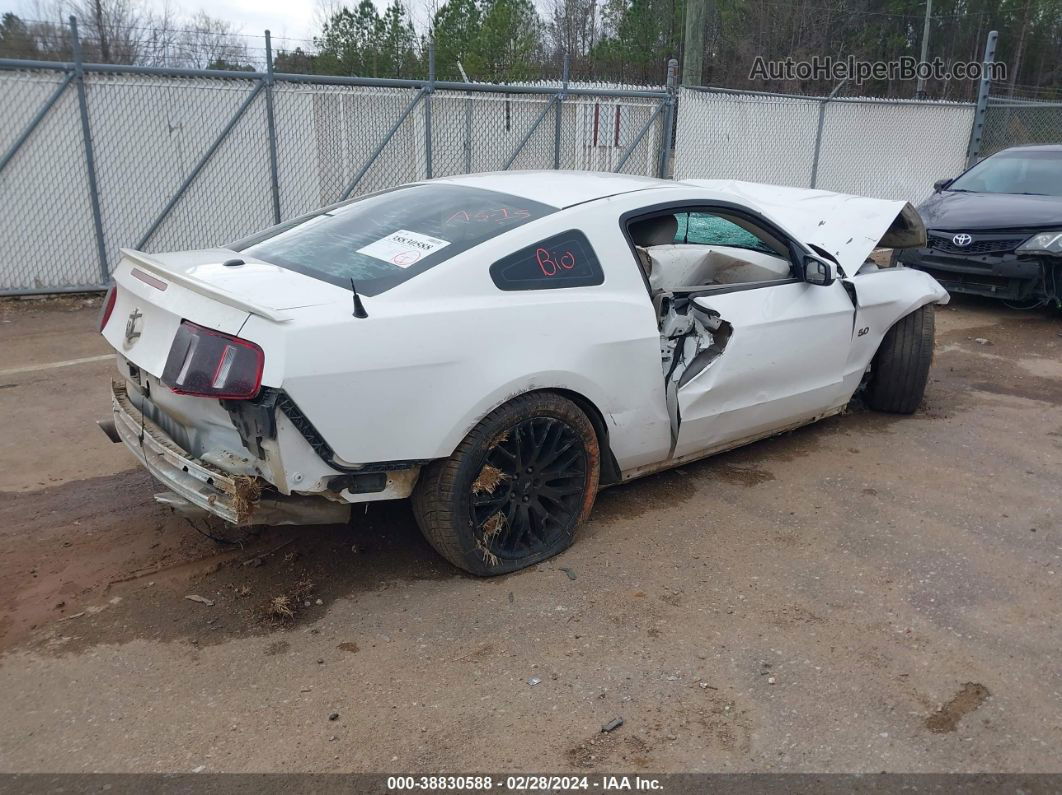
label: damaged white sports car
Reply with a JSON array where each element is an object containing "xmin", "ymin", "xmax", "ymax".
[{"xmin": 100, "ymin": 171, "xmax": 947, "ymax": 574}]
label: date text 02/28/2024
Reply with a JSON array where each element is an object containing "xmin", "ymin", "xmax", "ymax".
[{"xmin": 385, "ymin": 775, "xmax": 664, "ymax": 790}]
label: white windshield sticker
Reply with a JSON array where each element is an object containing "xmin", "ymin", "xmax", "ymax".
[{"xmin": 357, "ymin": 229, "xmax": 451, "ymax": 268}]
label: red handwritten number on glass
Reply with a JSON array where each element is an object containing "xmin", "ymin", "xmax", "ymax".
[{"xmin": 535, "ymin": 247, "xmax": 576, "ymax": 277}]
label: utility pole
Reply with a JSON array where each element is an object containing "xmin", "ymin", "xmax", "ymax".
[
  {"xmin": 683, "ymin": 0, "xmax": 707, "ymax": 86},
  {"xmin": 915, "ymin": 0, "xmax": 933, "ymax": 99}
]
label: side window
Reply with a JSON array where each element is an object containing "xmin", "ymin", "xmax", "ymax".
[
  {"xmin": 675, "ymin": 212, "xmax": 779, "ymax": 255},
  {"xmin": 629, "ymin": 208, "xmax": 796, "ymax": 293},
  {"xmin": 490, "ymin": 230, "xmax": 604, "ymax": 291}
]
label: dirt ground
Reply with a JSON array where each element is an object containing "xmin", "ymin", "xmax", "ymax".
[{"xmin": 0, "ymin": 294, "xmax": 1059, "ymax": 774}]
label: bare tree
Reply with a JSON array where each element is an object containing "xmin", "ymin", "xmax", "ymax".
[
  {"xmin": 137, "ymin": 0, "xmax": 180, "ymax": 67},
  {"xmin": 546, "ymin": 0, "xmax": 598, "ymax": 69},
  {"xmin": 177, "ymin": 11, "xmax": 251, "ymax": 69},
  {"xmin": 72, "ymin": 0, "xmax": 150, "ymax": 63},
  {"xmin": 25, "ymin": 0, "xmax": 164, "ymax": 63}
]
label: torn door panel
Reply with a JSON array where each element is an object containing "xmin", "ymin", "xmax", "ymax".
[
  {"xmin": 667, "ymin": 279, "xmax": 857, "ymax": 461},
  {"xmin": 658, "ymin": 294, "xmax": 732, "ymax": 455}
]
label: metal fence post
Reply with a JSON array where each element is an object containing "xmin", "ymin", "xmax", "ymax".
[
  {"xmin": 657, "ymin": 58, "xmax": 678, "ymax": 178},
  {"xmin": 264, "ymin": 30, "xmax": 282, "ymax": 224},
  {"xmin": 809, "ymin": 79, "xmax": 847, "ymax": 189},
  {"xmin": 70, "ymin": 16, "xmax": 109, "ymax": 284},
  {"xmin": 553, "ymin": 54, "xmax": 570, "ymax": 170},
  {"xmin": 966, "ymin": 30, "xmax": 998, "ymax": 168},
  {"xmin": 425, "ymin": 41, "xmax": 435, "ymax": 180},
  {"xmin": 464, "ymin": 90, "xmax": 473, "ymax": 173}
]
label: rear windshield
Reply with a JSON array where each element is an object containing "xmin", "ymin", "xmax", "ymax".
[
  {"xmin": 950, "ymin": 149, "xmax": 1062, "ymax": 197},
  {"xmin": 236, "ymin": 184, "xmax": 556, "ymax": 296}
]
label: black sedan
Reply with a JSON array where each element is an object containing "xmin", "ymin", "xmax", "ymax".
[{"xmin": 899, "ymin": 145, "xmax": 1062, "ymax": 308}]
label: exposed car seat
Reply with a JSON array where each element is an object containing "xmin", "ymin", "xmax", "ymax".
[
  {"xmin": 631, "ymin": 216, "xmax": 679, "ymax": 281},
  {"xmin": 645, "ymin": 245, "xmax": 792, "ymax": 291},
  {"xmin": 631, "ymin": 215, "xmax": 679, "ymax": 247}
]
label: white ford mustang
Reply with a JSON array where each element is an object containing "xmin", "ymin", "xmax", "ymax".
[{"xmin": 100, "ymin": 171, "xmax": 947, "ymax": 574}]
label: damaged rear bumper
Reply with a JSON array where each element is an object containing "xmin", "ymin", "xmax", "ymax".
[{"xmin": 111, "ymin": 380, "xmax": 349, "ymax": 526}]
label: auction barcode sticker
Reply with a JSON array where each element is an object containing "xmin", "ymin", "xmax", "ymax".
[{"xmin": 357, "ymin": 229, "xmax": 451, "ymax": 268}]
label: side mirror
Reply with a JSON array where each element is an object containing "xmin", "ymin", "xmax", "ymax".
[
  {"xmin": 804, "ymin": 256, "xmax": 835, "ymax": 286},
  {"xmin": 933, "ymin": 178, "xmax": 953, "ymax": 192}
]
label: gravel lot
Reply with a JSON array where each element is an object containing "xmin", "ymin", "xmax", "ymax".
[{"xmin": 0, "ymin": 295, "xmax": 1059, "ymax": 773}]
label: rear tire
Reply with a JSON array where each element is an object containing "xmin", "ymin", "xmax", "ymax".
[
  {"xmin": 412, "ymin": 392, "xmax": 600, "ymax": 576},
  {"xmin": 864, "ymin": 304, "xmax": 935, "ymax": 414}
]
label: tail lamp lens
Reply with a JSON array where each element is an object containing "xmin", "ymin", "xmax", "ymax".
[
  {"xmin": 161, "ymin": 321, "xmax": 264, "ymax": 399},
  {"xmin": 99, "ymin": 285, "xmax": 117, "ymax": 332}
]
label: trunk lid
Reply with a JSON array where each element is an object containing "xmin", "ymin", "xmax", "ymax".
[
  {"xmin": 102, "ymin": 248, "xmax": 341, "ymax": 379},
  {"xmin": 120, "ymin": 247, "xmax": 346, "ymax": 312},
  {"xmin": 103, "ymin": 257, "xmax": 246, "ymax": 379},
  {"xmin": 681, "ymin": 179, "xmax": 927, "ymax": 274}
]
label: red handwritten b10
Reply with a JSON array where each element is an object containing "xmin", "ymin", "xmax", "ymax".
[{"xmin": 535, "ymin": 247, "xmax": 576, "ymax": 277}]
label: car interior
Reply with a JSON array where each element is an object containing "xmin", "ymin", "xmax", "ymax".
[{"xmin": 628, "ymin": 209, "xmax": 796, "ymax": 296}]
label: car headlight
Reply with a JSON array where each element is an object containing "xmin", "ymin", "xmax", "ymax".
[{"xmin": 1017, "ymin": 231, "xmax": 1062, "ymax": 255}]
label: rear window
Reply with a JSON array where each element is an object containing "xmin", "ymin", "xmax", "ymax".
[{"xmin": 236, "ymin": 184, "xmax": 556, "ymax": 296}]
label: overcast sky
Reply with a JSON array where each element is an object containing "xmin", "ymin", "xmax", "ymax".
[{"xmin": 4, "ymin": 0, "xmax": 395, "ymax": 45}]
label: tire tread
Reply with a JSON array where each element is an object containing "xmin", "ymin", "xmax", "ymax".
[{"xmin": 865, "ymin": 305, "xmax": 935, "ymax": 414}]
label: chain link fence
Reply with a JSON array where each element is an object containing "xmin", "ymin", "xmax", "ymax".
[
  {"xmin": 981, "ymin": 96, "xmax": 1062, "ymax": 158},
  {"xmin": 12, "ymin": 21, "xmax": 1049, "ymax": 296},
  {"xmin": 0, "ymin": 23, "xmax": 675, "ymax": 294},
  {"xmin": 1, "ymin": 68, "xmax": 103, "ymax": 290},
  {"xmin": 673, "ymin": 87, "xmax": 976, "ymax": 204}
]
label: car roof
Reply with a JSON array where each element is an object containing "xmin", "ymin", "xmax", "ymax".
[
  {"xmin": 427, "ymin": 170, "xmax": 679, "ymax": 209},
  {"xmin": 995, "ymin": 144, "xmax": 1062, "ymax": 154}
]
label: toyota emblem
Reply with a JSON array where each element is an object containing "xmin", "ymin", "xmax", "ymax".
[{"xmin": 952, "ymin": 233, "xmax": 973, "ymax": 247}]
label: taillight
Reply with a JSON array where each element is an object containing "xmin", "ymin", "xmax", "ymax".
[
  {"xmin": 99, "ymin": 285, "xmax": 117, "ymax": 332},
  {"xmin": 161, "ymin": 321, "xmax": 264, "ymax": 399}
]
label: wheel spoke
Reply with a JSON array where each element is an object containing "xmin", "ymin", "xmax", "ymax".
[
  {"xmin": 473, "ymin": 491, "xmax": 508, "ymax": 510},
  {"xmin": 490, "ymin": 444, "xmax": 517, "ymax": 466},
  {"xmin": 529, "ymin": 421, "xmax": 562, "ymax": 467},
  {"xmin": 513, "ymin": 422, "xmax": 531, "ymax": 470},
  {"xmin": 539, "ymin": 483, "xmax": 584, "ymax": 501},
  {"xmin": 536, "ymin": 437, "xmax": 573, "ymax": 470},
  {"xmin": 543, "ymin": 468, "xmax": 584, "ymax": 484},
  {"xmin": 547, "ymin": 449, "xmax": 583, "ymax": 476},
  {"xmin": 529, "ymin": 418, "xmax": 546, "ymax": 449},
  {"xmin": 525, "ymin": 503, "xmax": 545, "ymax": 544},
  {"xmin": 514, "ymin": 504, "xmax": 532, "ymax": 549},
  {"xmin": 529, "ymin": 500, "xmax": 557, "ymax": 541}
]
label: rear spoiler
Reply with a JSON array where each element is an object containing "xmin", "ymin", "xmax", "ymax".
[{"xmin": 119, "ymin": 248, "xmax": 291, "ymax": 323}]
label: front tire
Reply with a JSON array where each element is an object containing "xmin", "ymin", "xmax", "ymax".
[
  {"xmin": 864, "ymin": 304, "xmax": 935, "ymax": 414},
  {"xmin": 412, "ymin": 392, "xmax": 600, "ymax": 576}
]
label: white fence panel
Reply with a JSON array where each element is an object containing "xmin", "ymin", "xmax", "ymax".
[
  {"xmin": 674, "ymin": 87, "xmax": 975, "ymax": 204},
  {"xmin": 0, "ymin": 71, "xmax": 101, "ymax": 290},
  {"xmin": 673, "ymin": 89, "xmax": 821, "ymax": 187},
  {"xmin": 815, "ymin": 99, "xmax": 974, "ymax": 203}
]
